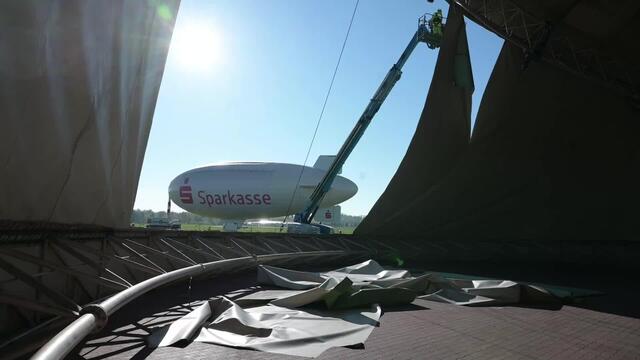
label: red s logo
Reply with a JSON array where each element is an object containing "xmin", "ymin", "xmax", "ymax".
[{"xmin": 180, "ymin": 177, "xmax": 193, "ymax": 204}]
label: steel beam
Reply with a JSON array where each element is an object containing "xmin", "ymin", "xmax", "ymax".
[
  {"xmin": 449, "ymin": 0, "xmax": 638, "ymax": 101},
  {"xmin": 0, "ymin": 257, "xmax": 80, "ymax": 312},
  {"xmin": 0, "ymin": 248, "xmax": 128, "ymax": 291}
]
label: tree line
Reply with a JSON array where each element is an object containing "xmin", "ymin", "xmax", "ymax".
[{"xmin": 131, "ymin": 209, "xmax": 364, "ymax": 227}]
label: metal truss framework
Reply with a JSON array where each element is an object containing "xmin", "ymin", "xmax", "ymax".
[
  {"xmin": 0, "ymin": 227, "xmax": 636, "ymax": 359},
  {"xmin": 0, "ymin": 228, "xmax": 407, "ymax": 360},
  {"xmin": 451, "ymin": 0, "xmax": 639, "ymax": 103}
]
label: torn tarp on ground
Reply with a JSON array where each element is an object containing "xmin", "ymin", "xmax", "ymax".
[
  {"xmin": 253, "ymin": 261, "xmax": 427, "ymax": 309},
  {"xmin": 254, "ymin": 259, "xmax": 560, "ymax": 307},
  {"xmin": 148, "ymin": 296, "xmax": 381, "ymax": 358},
  {"xmin": 149, "ymin": 260, "xmax": 560, "ymax": 358}
]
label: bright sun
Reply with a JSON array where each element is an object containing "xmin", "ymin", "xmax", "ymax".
[{"xmin": 171, "ymin": 22, "xmax": 224, "ymax": 72}]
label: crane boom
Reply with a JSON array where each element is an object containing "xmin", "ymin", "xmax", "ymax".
[{"xmin": 297, "ymin": 12, "xmax": 444, "ymax": 224}]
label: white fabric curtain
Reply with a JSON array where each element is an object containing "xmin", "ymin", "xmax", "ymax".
[{"xmin": 0, "ymin": 0, "xmax": 180, "ymax": 227}]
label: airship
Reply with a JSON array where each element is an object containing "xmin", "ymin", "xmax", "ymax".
[{"xmin": 168, "ymin": 156, "xmax": 358, "ymax": 222}]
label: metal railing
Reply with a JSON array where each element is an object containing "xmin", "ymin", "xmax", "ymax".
[
  {"xmin": 0, "ymin": 228, "xmax": 380, "ymax": 359},
  {"xmin": 30, "ymin": 250, "xmax": 353, "ymax": 360}
]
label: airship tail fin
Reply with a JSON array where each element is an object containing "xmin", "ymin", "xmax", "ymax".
[{"xmin": 313, "ymin": 155, "xmax": 341, "ymax": 174}]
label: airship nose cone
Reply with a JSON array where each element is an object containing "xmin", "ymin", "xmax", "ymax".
[
  {"xmin": 168, "ymin": 176, "xmax": 179, "ymax": 198},
  {"xmin": 344, "ymin": 177, "xmax": 358, "ymax": 199},
  {"xmin": 168, "ymin": 173, "xmax": 190, "ymax": 208}
]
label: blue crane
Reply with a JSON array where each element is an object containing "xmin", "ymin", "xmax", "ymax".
[{"xmin": 295, "ymin": 11, "xmax": 445, "ymax": 225}]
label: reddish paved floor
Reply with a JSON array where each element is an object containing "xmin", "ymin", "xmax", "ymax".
[{"xmin": 74, "ymin": 270, "xmax": 640, "ymax": 360}]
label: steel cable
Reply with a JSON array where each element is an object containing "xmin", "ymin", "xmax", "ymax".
[{"xmin": 280, "ymin": 0, "xmax": 360, "ymax": 231}]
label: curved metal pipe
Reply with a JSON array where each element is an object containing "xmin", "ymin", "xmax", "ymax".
[
  {"xmin": 100, "ymin": 257, "xmax": 252, "ymax": 316},
  {"xmin": 30, "ymin": 314, "xmax": 96, "ymax": 360},
  {"xmin": 31, "ymin": 250, "xmax": 351, "ymax": 360}
]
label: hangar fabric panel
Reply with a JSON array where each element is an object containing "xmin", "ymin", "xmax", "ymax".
[
  {"xmin": 0, "ymin": 0, "xmax": 179, "ymax": 228},
  {"xmin": 357, "ymin": 5, "xmax": 474, "ymax": 234},
  {"xmin": 358, "ymin": 27, "xmax": 640, "ymax": 240}
]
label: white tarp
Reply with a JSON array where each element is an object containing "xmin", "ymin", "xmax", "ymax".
[
  {"xmin": 255, "ymin": 261, "xmax": 424, "ymax": 309},
  {"xmin": 255, "ymin": 260, "xmax": 559, "ymax": 307},
  {"xmin": 148, "ymin": 296, "xmax": 381, "ymax": 358},
  {"xmin": 149, "ymin": 260, "xmax": 561, "ymax": 358}
]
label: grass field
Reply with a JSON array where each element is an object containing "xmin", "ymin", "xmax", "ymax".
[{"xmin": 133, "ymin": 223, "xmax": 355, "ymax": 234}]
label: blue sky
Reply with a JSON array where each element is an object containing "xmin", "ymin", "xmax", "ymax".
[{"xmin": 134, "ymin": 0, "xmax": 503, "ymax": 216}]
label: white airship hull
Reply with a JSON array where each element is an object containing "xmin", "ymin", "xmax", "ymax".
[{"xmin": 168, "ymin": 162, "xmax": 357, "ymax": 219}]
